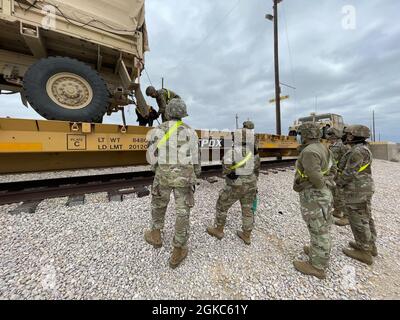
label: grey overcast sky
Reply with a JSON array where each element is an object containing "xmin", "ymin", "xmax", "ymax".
[{"xmin": 2, "ymin": 0, "xmax": 400, "ymax": 141}]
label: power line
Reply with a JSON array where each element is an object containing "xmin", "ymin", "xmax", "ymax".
[{"xmin": 144, "ymin": 68, "xmax": 153, "ymax": 86}]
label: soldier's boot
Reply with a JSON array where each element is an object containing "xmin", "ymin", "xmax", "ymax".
[
  {"xmin": 332, "ymin": 209, "xmax": 343, "ymax": 219},
  {"xmin": 343, "ymin": 248, "xmax": 373, "ymax": 265},
  {"xmin": 206, "ymin": 225, "xmax": 225, "ymax": 240},
  {"xmin": 169, "ymin": 247, "xmax": 188, "ymax": 269},
  {"xmin": 335, "ymin": 217, "xmax": 350, "ymax": 227},
  {"xmin": 236, "ymin": 230, "xmax": 251, "ymax": 245},
  {"xmin": 303, "ymin": 246, "xmax": 310, "ymax": 256},
  {"xmin": 293, "ymin": 260, "xmax": 326, "ymax": 280},
  {"xmin": 144, "ymin": 229, "xmax": 162, "ymax": 248},
  {"xmin": 349, "ymin": 241, "xmax": 378, "ymax": 257}
]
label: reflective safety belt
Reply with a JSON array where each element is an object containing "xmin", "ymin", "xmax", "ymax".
[
  {"xmin": 230, "ymin": 152, "xmax": 253, "ymax": 170},
  {"xmin": 165, "ymin": 89, "xmax": 171, "ymax": 103},
  {"xmin": 296, "ymin": 166, "xmax": 331, "ymax": 179},
  {"xmin": 296, "ymin": 154, "xmax": 333, "ymax": 179},
  {"xmin": 157, "ymin": 120, "xmax": 183, "ymax": 149}
]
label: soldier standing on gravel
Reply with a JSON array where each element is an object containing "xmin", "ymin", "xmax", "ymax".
[
  {"xmin": 206, "ymin": 121, "xmax": 260, "ymax": 245},
  {"xmin": 326, "ymin": 127, "xmax": 350, "ymax": 226},
  {"xmin": 144, "ymin": 98, "xmax": 201, "ymax": 269},
  {"xmin": 146, "ymin": 86, "xmax": 180, "ymax": 123},
  {"xmin": 293, "ymin": 122, "xmax": 336, "ymax": 280},
  {"xmin": 337, "ymin": 125, "xmax": 377, "ymax": 265}
]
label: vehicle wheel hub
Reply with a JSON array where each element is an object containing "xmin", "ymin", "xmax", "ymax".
[{"xmin": 46, "ymin": 72, "xmax": 93, "ymax": 110}]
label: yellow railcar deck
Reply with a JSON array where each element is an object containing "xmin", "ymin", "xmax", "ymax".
[{"xmin": 0, "ymin": 118, "xmax": 299, "ymax": 173}]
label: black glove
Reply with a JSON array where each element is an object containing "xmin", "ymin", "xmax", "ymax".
[
  {"xmin": 227, "ymin": 171, "xmax": 239, "ymax": 180},
  {"xmin": 293, "ymin": 181, "xmax": 307, "ymax": 192}
]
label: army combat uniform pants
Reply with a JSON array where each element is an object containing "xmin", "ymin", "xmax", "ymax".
[
  {"xmin": 333, "ymin": 186, "xmax": 346, "ymax": 217},
  {"xmin": 344, "ymin": 193, "xmax": 377, "ymax": 251},
  {"xmin": 215, "ymin": 184, "xmax": 257, "ymax": 231},
  {"xmin": 299, "ymin": 187, "xmax": 333, "ymax": 270},
  {"xmin": 151, "ymin": 180, "xmax": 194, "ymax": 248}
]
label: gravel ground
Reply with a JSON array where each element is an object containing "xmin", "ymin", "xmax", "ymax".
[{"xmin": 0, "ymin": 159, "xmax": 399, "ymax": 300}]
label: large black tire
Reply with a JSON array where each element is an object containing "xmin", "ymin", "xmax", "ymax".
[
  {"xmin": 289, "ymin": 130, "xmax": 297, "ymax": 136},
  {"xmin": 23, "ymin": 57, "xmax": 109, "ymax": 122}
]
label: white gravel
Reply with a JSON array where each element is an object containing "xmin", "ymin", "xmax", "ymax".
[{"xmin": 0, "ymin": 159, "xmax": 399, "ymax": 300}]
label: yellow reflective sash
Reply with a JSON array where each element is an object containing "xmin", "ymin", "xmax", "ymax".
[
  {"xmin": 230, "ymin": 152, "xmax": 253, "ymax": 170},
  {"xmin": 296, "ymin": 168, "xmax": 307, "ymax": 178},
  {"xmin": 358, "ymin": 146, "xmax": 372, "ymax": 173},
  {"xmin": 157, "ymin": 121, "xmax": 183, "ymax": 149},
  {"xmin": 358, "ymin": 162, "xmax": 371, "ymax": 172}
]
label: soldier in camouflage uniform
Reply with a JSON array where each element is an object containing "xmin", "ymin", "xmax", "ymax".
[
  {"xmin": 144, "ymin": 98, "xmax": 201, "ymax": 269},
  {"xmin": 326, "ymin": 127, "xmax": 350, "ymax": 227},
  {"xmin": 293, "ymin": 122, "xmax": 335, "ymax": 279},
  {"xmin": 207, "ymin": 121, "xmax": 260, "ymax": 245},
  {"xmin": 337, "ymin": 125, "xmax": 377, "ymax": 265},
  {"xmin": 146, "ymin": 86, "xmax": 181, "ymax": 123}
]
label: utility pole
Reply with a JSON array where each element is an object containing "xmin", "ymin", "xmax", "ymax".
[
  {"xmin": 373, "ymin": 109, "xmax": 376, "ymax": 142},
  {"xmin": 236, "ymin": 114, "xmax": 239, "ymax": 129},
  {"xmin": 266, "ymin": 1, "xmax": 283, "ymax": 135},
  {"xmin": 273, "ymin": 0, "xmax": 282, "ymax": 135},
  {"xmin": 162, "ymin": 77, "xmax": 164, "ymax": 89}
]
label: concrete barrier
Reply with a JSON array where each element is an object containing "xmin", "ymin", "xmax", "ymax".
[{"xmin": 369, "ymin": 142, "xmax": 399, "ymax": 161}]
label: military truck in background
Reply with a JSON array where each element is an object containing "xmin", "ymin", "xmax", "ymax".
[
  {"xmin": 0, "ymin": 0, "xmax": 149, "ymax": 122},
  {"xmin": 288, "ymin": 113, "xmax": 345, "ymax": 138}
]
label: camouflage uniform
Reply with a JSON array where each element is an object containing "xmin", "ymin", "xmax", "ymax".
[
  {"xmin": 293, "ymin": 122, "xmax": 335, "ymax": 277},
  {"xmin": 337, "ymin": 125, "xmax": 376, "ymax": 264},
  {"xmin": 145, "ymin": 98, "xmax": 200, "ymax": 268},
  {"xmin": 207, "ymin": 123, "xmax": 260, "ymax": 245},
  {"xmin": 215, "ymin": 146, "xmax": 260, "ymax": 231},
  {"xmin": 326, "ymin": 128, "xmax": 349, "ymax": 219}
]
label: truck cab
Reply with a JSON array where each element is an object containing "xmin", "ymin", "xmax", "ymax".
[{"xmin": 289, "ymin": 113, "xmax": 345, "ymax": 138}]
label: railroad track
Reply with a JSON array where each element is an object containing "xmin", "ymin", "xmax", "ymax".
[{"xmin": 0, "ymin": 159, "xmax": 296, "ymax": 213}]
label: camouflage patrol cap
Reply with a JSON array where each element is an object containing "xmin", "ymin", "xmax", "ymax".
[
  {"xmin": 243, "ymin": 121, "xmax": 255, "ymax": 130},
  {"xmin": 166, "ymin": 98, "xmax": 188, "ymax": 119},
  {"xmin": 145, "ymin": 86, "xmax": 156, "ymax": 96},
  {"xmin": 326, "ymin": 127, "xmax": 343, "ymax": 138},
  {"xmin": 344, "ymin": 125, "xmax": 371, "ymax": 138},
  {"xmin": 297, "ymin": 121, "xmax": 322, "ymax": 139}
]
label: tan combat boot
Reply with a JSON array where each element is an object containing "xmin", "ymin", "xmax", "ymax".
[
  {"xmin": 349, "ymin": 241, "xmax": 378, "ymax": 257},
  {"xmin": 169, "ymin": 247, "xmax": 188, "ymax": 269},
  {"xmin": 293, "ymin": 260, "xmax": 326, "ymax": 280},
  {"xmin": 236, "ymin": 230, "xmax": 251, "ymax": 245},
  {"xmin": 206, "ymin": 225, "xmax": 225, "ymax": 240},
  {"xmin": 335, "ymin": 217, "xmax": 350, "ymax": 226},
  {"xmin": 144, "ymin": 229, "xmax": 162, "ymax": 248},
  {"xmin": 343, "ymin": 248, "xmax": 373, "ymax": 265}
]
